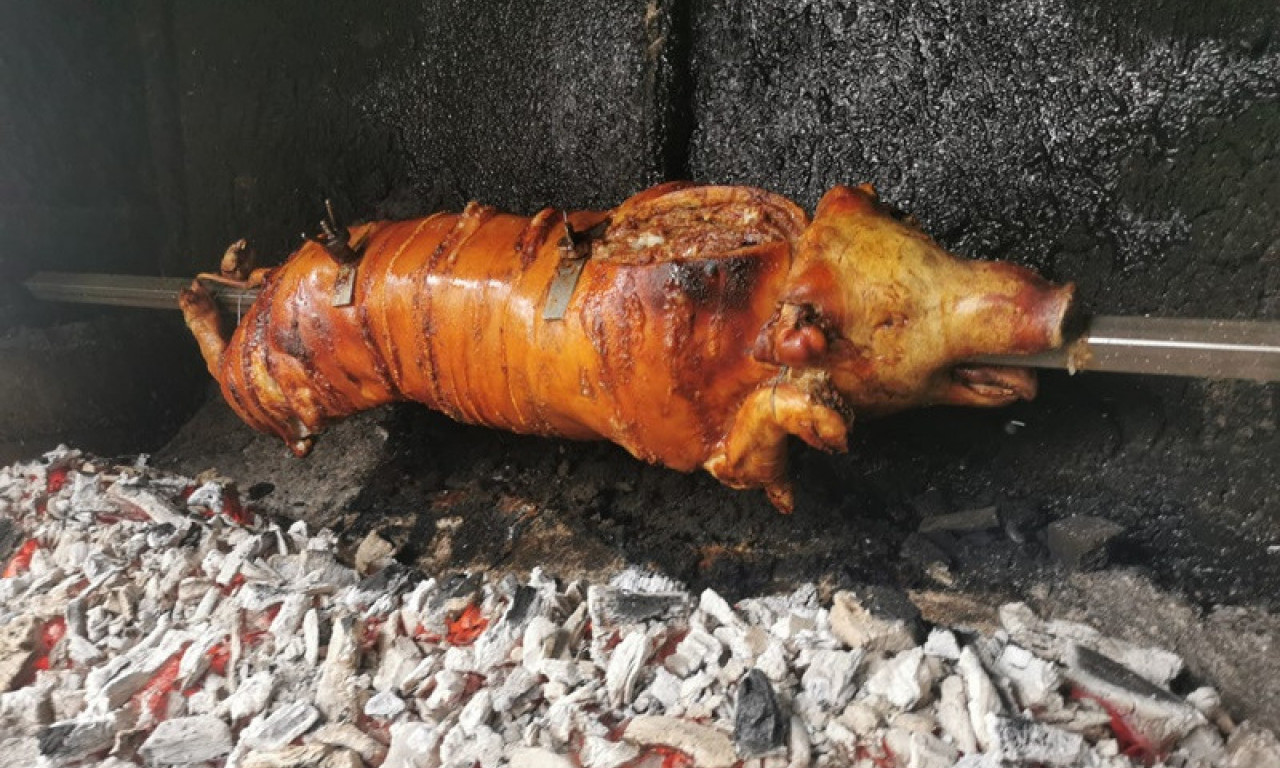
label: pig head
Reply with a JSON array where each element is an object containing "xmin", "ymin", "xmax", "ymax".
[{"xmin": 707, "ymin": 184, "xmax": 1074, "ymax": 510}]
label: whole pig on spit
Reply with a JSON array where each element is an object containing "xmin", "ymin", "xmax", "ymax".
[{"xmin": 180, "ymin": 182, "xmax": 1073, "ymax": 512}]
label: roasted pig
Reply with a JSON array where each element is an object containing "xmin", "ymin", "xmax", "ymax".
[{"xmin": 181, "ymin": 183, "xmax": 1073, "ymax": 511}]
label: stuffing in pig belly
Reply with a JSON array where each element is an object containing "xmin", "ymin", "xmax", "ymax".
[{"xmin": 180, "ymin": 182, "xmax": 1074, "ymax": 511}]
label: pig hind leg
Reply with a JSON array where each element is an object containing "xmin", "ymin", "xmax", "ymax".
[{"xmin": 705, "ymin": 381, "xmax": 849, "ymax": 513}]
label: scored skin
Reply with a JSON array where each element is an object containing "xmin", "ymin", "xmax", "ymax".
[
  {"xmin": 182, "ymin": 184, "xmax": 824, "ymax": 506},
  {"xmin": 181, "ymin": 182, "xmax": 1072, "ymax": 512}
]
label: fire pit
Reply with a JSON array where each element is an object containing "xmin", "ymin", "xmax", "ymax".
[{"xmin": 2, "ymin": 448, "xmax": 1277, "ymax": 768}]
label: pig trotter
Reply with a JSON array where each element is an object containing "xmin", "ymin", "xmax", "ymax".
[
  {"xmin": 196, "ymin": 239, "xmax": 270, "ymax": 289},
  {"xmin": 706, "ymin": 377, "xmax": 850, "ymax": 513},
  {"xmin": 178, "ymin": 279, "xmax": 226, "ymax": 378}
]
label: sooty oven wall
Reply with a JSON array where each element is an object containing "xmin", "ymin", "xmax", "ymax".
[
  {"xmin": 4, "ymin": 2, "xmax": 1276, "ymax": 604},
  {"xmin": 0, "ymin": 1, "xmax": 204, "ymax": 462}
]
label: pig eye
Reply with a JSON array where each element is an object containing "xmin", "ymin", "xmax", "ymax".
[
  {"xmin": 876, "ymin": 313, "xmax": 907, "ymax": 330},
  {"xmin": 883, "ymin": 202, "xmax": 921, "ymax": 228}
]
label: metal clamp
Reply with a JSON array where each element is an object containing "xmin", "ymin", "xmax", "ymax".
[
  {"xmin": 307, "ymin": 199, "xmax": 363, "ymax": 307},
  {"xmin": 542, "ymin": 215, "xmax": 608, "ymax": 321}
]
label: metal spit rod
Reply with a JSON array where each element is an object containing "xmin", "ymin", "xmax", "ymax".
[
  {"xmin": 972, "ymin": 315, "xmax": 1280, "ymax": 383},
  {"xmin": 23, "ymin": 271, "xmax": 258, "ymax": 312},
  {"xmin": 20, "ymin": 270, "xmax": 1280, "ymax": 382}
]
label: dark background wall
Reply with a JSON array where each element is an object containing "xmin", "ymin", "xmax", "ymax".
[
  {"xmin": 0, "ymin": 2, "xmax": 164, "ymax": 326},
  {"xmin": 0, "ymin": 1, "xmax": 1277, "ymax": 606}
]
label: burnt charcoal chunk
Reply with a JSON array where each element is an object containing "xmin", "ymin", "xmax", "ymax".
[
  {"xmin": 854, "ymin": 585, "xmax": 923, "ymax": 629},
  {"xmin": 178, "ymin": 524, "xmax": 203, "ymax": 548},
  {"xmin": 38, "ymin": 719, "xmax": 115, "ymax": 761},
  {"xmin": 37, "ymin": 722, "xmax": 75, "ymax": 756},
  {"xmin": 352, "ymin": 562, "xmax": 417, "ymax": 602},
  {"xmin": 988, "ymin": 715, "xmax": 1085, "ymax": 766},
  {"xmin": 899, "ymin": 533, "xmax": 953, "ymax": 572},
  {"xmin": 734, "ymin": 669, "xmax": 788, "ymax": 757},
  {"xmin": 1045, "ymin": 516, "xmax": 1125, "ymax": 570},
  {"xmin": 588, "ymin": 586, "xmax": 689, "ymax": 629},
  {"xmin": 1000, "ymin": 500, "xmax": 1045, "ymax": 545},
  {"xmin": 0, "ymin": 518, "xmax": 19, "ymax": 564},
  {"xmin": 1067, "ymin": 645, "xmax": 1184, "ymax": 705},
  {"xmin": 504, "ymin": 585, "xmax": 538, "ymax": 627},
  {"xmin": 919, "ymin": 506, "xmax": 1000, "ymax": 534},
  {"xmin": 443, "ymin": 571, "xmax": 483, "ymax": 601},
  {"xmin": 247, "ymin": 482, "xmax": 275, "ymax": 500}
]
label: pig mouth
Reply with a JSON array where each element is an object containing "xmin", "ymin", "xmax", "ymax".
[{"xmin": 948, "ymin": 364, "xmax": 1038, "ymax": 405}]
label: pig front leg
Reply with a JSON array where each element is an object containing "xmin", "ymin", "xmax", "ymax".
[
  {"xmin": 705, "ymin": 375, "xmax": 850, "ymax": 513},
  {"xmin": 179, "ymin": 279, "xmax": 228, "ymax": 379}
]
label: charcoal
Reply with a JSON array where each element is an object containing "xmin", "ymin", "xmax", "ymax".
[
  {"xmin": 624, "ymin": 716, "xmax": 736, "ymax": 768},
  {"xmin": 579, "ymin": 733, "xmax": 639, "ymax": 768},
  {"xmin": 996, "ymin": 644, "xmax": 1062, "ymax": 710},
  {"xmin": 37, "ymin": 716, "xmax": 116, "ymax": 761},
  {"xmin": 734, "ymin": 669, "xmax": 787, "ymax": 757},
  {"xmin": 0, "ymin": 615, "xmax": 37, "ymax": 692},
  {"xmin": 937, "ymin": 675, "xmax": 978, "ymax": 754},
  {"xmin": 863, "ymin": 647, "xmax": 932, "ymax": 710},
  {"xmin": 310, "ymin": 721, "xmax": 387, "ymax": 764},
  {"xmin": 138, "ymin": 714, "xmax": 233, "ymax": 764},
  {"xmin": 919, "ymin": 506, "xmax": 1000, "ymax": 534},
  {"xmin": 800, "ymin": 649, "xmax": 860, "ymax": 710},
  {"xmin": 0, "ymin": 518, "xmax": 21, "ymax": 563},
  {"xmin": 383, "ymin": 721, "xmax": 442, "ymax": 768},
  {"xmin": 1044, "ymin": 515, "xmax": 1125, "ymax": 570},
  {"xmin": 1065, "ymin": 643, "xmax": 1203, "ymax": 745},
  {"xmin": 0, "ymin": 450, "xmax": 1271, "ymax": 768},
  {"xmin": 605, "ymin": 631, "xmax": 650, "ymax": 706},
  {"xmin": 922, "ymin": 628, "xmax": 960, "ymax": 661},
  {"xmin": 987, "ymin": 714, "xmax": 1086, "ymax": 766},
  {"xmin": 435, "ymin": 571, "xmax": 483, "ymax": 612},
  {"xmin": 508, "ymin": 747, "xmax": 575, "ymax": 768},
  {"xmin": 348, "ymin": 562, "xmax": 416, "ymax": 608},
  {"xmin": 504, "ymin": 584, "xmax": 538, "ymax": 626},
  {"xmin": 665, "ymin": 628, "xmax": 722, "ymax": 677},
  {"xmin": 315, "ymin": 616, "xmax": 361, "ymax": 721},
  {"xmin": 1000, "ymin": 602, "xmax": 1184, "ymax": 686},
  {"xmin": 241, "ymin": 744, "xmax": 333, "ymax": 768},
  {"xmin": 223, "ymin": 670, "xmax": 274, "ymax": 720},
  {"xmin": 107, "ymin": 487, "xmax": 189, "ymax": 528},
  {"xmin": 1226, "ymin": 722, "xmax": 1280, "ymax": 768},
  {"xmin": 365, "ymin": 688, "xmax": 406, "ymax": 718},
  {"xmin": 830, "ymin": 587, "xmax": 920, "ymax": 653},
  {"xmin": 240, "ymin": 702, "xmax": 320, "ymax": 750},
  {"xmin": 588, "ymin": 585, "xmax": 689, "ymax": 628},
  {"xmin": 699, "ymin": 588, "xmax": 742, "ymax": 628},
  {"xmin": 354, "ymin": 531, "xmax": 396, "ymax": 575},
  {"xmin": 957, "ymin": 646, "xmax": 1002, "ymax": 751}
]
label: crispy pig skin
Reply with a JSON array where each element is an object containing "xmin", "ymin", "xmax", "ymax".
[{"xmin": 181, "ymin": 183, "xmax": 1072, "ymax": 511}]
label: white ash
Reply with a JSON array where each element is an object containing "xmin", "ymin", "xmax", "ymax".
[{"xmin": 0, "ymin": 446, "xmax": 1277, "ymax": 768}]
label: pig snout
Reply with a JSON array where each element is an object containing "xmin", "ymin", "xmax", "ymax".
[{"xmin": 948, "ymin": 261, "xmax": 1076, "ymax": 358}]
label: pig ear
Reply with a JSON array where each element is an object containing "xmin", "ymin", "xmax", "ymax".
[
  {"xmin": 815, "ymin": 184, "xmax": 881, "ymax": 220},
  {"xmin": 753, "ymin": 302, "xmax": 830, "ymax": 368}
]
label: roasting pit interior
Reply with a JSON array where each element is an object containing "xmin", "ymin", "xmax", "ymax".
[{"xmin": 1, "ymin": 0, "xmax": 1278, "ymax": 745}]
